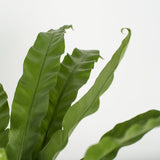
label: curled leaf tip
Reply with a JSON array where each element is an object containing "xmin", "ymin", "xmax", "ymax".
[{"xmin": 121, "ymin": 28, "xmax": 131, "ymax": 35}]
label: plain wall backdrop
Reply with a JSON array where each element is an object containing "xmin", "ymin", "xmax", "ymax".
[{"xmin": 0, "ymin": 0, "xmax": 160, "ymax": 159}]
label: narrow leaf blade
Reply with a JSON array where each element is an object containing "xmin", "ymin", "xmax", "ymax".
[
  {"xmin": 63, "ymin": 28, "xmax": 131, "ymax": 136},
  {"xmin": 45, "ymin": 48, "xmax": 100, "ymax": 143},
  {"xmin": 84, "ymin": 110, "xmax": 160, "ymax": 160},
  {"xmin": 6, "ymin": 25, "xmax": 71, "ymax": 160}
]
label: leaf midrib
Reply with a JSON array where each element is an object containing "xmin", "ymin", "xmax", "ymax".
[
  {"xmin": 65, "ymin": 51, "xmax": 123, "ymax": 135},
  {"xmin": 93, "ymin": 117, "xmax": 160, "ymax": 160},
  {"xmin": 17, "ymin": 33, "xmax": 54, "ymax": 160},
  {"xmin": 46, "ymin": 53, "xmax": 90, "ymax": 141}
]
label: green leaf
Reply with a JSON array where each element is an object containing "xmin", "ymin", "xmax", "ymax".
[
  {"xmin": 63, "ymin": 28, "xmax": 131, "ymax": 136},
  {"xmin": 44, "ymin": 48, "xmax": 100, "ymax": 143},
  {"xmin": 6, "ymin": 25, "xmax": 72, "ymax": 160},
  {"xmin": 0, "ymin": 148, "xmax": 7, "ymax": 160},
  {"xmin": 0, "ymin": 84, "xmax": 9, "ymax": 133},
  {"xmin": 0, "ymin": 84, "xmax": 9, "ymax": 148},
  {"xmin": 38, "ymin": 28, "xmax": 131, "ymax": 160},
  {"xmin": 83, "ymin": 110, "xmax": 160, "ymax": 160},
  {"xmin": 0, "ymin": 129, "xmax": 9, "ymax": 148}
]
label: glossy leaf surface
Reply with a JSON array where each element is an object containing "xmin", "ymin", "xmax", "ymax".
[
  {"xmin": 38, "ymin": 28, "xmax": 131, "ymax": 160},
  {"xmin": 0, "ymin": 84, "xmax": 9, "ymax": 133},
  {"xmin": 45, "ymin": 48, "xmax": 100, "ymax": 143},
  {"xmin": 84, "ymin": 110, "xmax": 160, "ymax": 160},
  {"xmin": 6, "ymin": 25, "xmax": 72, "ymax": 160}
]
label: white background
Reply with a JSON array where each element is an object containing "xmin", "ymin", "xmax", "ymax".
[{"xmin": 0, "ymin": 0, "xmax": 160, "ymax": 159}]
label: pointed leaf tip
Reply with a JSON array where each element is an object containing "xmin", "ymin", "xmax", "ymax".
[
  {"xmin": 48, "ymin": 25, "xmax": 73, "ymax": 33},
  {"xmin": 60, "ymin": 25, "xmax": 73, "ymax": 32}
]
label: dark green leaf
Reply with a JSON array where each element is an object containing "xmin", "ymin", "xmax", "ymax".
[
  {"xmin": 0, "ymin": 84, "xmax": 9, "ymax": 133},
  {"xmin": 6, "ymin": 25, "xmax": 72, "ymax": 160},
  {"xmin": 83, "ymin": 110, "xmax": 160, "ymax": 160},
  {"xmin": 38, "ymin": 28, "xmax": 131, "ymax": 160},
  {"xmin": 44, "ymin": 48, "xmax": 100, "ymax": 143},
  {"xmin": 0, "ymin": 129, "xmax": 9, "ymax": 148}
]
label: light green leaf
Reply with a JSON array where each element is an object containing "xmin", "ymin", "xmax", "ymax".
[
  {"xmin": 83, "ymin": 110, "xmax": 160, "ymax": 160},
  {"xmin": 38, "ymin": 28, "xmax": 131, "ymax": 160},
  {"xmin": 44, "ymin": 48, "xmax": 100, "ymax": 144},
  {"xmin": 0, "ymin": 148, "xmax": 7, "ymax": 160},
  {"xmin": 6, "ymin": 25, "xmax": 72, "ymax": 160},
  {"xmin": 0, "ymin": 84, "xmax": 9, "ymax": 133},
  {"xmin": 63, "ymin": 28, "xmax": 131, "ymax": 136}
]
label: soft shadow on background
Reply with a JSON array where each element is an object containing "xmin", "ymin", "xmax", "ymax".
[{"xmin": 0, "ymin": 0, "xmax": 160, "ymax": 159}]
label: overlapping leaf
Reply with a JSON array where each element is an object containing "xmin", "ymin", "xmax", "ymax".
[
  {"xmin": 6, "ymin": 25, "xmax": 72, "ymax": 160},
  {"xmin": 0, "ymin": 84, "xmax": 9, "ymax": 148},
  {"xmin": 44, "ymin": 48, "xmax": 100, "ymax": 143},
  {"xmin": 38, "ymin": 28, "xmax": 131, "ymax": 160},
  {"xmin": 83, "ymin": 110, "xmax": 160, "ymax": 160}
]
